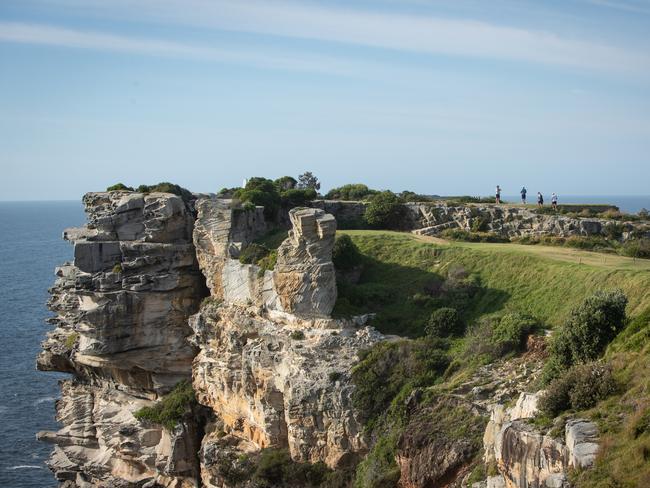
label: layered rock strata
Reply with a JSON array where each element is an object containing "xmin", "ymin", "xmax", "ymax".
[
  {"xmin": 482, "ymin": 392, "xmax": 599, "ymax": 488},
  {"xmin": 189, "ymin": 201, "xmax": 383, "ymax": 485},
  {"xmin": 310, "ymin": 200, "xmax": 648, "ymax": 241},
  {"xmin": 38, "ymin": 191, "xmax": 208, "ymax": 487}
]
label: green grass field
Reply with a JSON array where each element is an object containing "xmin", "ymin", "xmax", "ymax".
[
  {"xmin": 336, "ymin": 229, "xmax": 650, "ymax": 487},
  {"xmin": 338, "ymin": 230, "xmax": 650, "ymax": 335}
]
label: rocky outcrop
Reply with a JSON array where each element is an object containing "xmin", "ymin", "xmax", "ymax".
[
  {"xmin": 38, "ymin": 191, "xmax": 208, "ymax": 487},
  {"xmin": 193, "ymin": 201, "xmax": 337, "ymax": 318},
  {"xmin": 189, "ymin": 202, "xmax": 382, "ymax": 482},
  {"xmin": 273, "ymin": 208, "xmax": 337, "ymax": 317},
  {"xmin": 309, "ymin": 199, "xmax": 648, "ymax": 241},
  {"xmin": 482, "ymin": 392, "xmax": 600, "ymax": 488}
]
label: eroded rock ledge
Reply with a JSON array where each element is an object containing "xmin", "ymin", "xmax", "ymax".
[{"xmin": 39, "ymin": 191, "xmax": 208, "ymax": 487}]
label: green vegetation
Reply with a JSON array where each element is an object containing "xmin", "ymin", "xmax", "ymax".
[
  {"xmin": 425, "ymin": 307, "xmax": 464, "ymax": 337},
  {"xmin": 539, "ymin": 362, "xmax": 617, "ymax": 417},
  {"xmin": 326, "ymin": 184, "xmax": 378, "ymax": 201},
  {"xmin": 440, "ymin": 228, "xmax": 509, "ymax": 243},
  {"xmin": 335, "ymin": 229, "xmax": 650, "ymax": 487},
  {"xmin": 106, "ymin": 182, "xmax": 134, "ymax": 191},
  {"xmin": 332, "ymin": 234, "xmax": 362, "ymax": 271},
  {"xmin": 64, "ymin": 332, "xmax": 79, "ymax": 350},
  {"xmin": 112, "ymin": 263, "xmax": 122, "ymax": 273},
  {"xmin": 289, "ymin": 330, "xmax": 305, "ymax": 340},
  {"xmin": 251, "ymin": 448, "xmax": 346, "ymax": 488},
  {"xmin": 136, "ymin": 182, "xmax": 193, "ymax": 202},
  {"xmin": 234, "ymin": 176, "xmax": 318, "ymax": 219},
  {"xmin": 542, "ymin": 290, "xmax": 628, "ymax": 383},
  {"xmin": 133, "ymin": 381, "xmax": 196, "ymax": 430},
  {"xmin": 364, "ymin": 191, "xmax": 406, "ymax": 230}
]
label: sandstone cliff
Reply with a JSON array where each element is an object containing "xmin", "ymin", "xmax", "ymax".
[
  {"xmin": 38, "ymin": 192, "xmax": 612, "ymax": 488},
  {"xmin": 38, "ymin": 191, "xmax": 208, "ymax": 487}
]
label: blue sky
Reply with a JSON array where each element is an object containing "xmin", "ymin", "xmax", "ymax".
[{"xmin": 1, "ymin": 0, "xmax": 649, "ymax": 200}]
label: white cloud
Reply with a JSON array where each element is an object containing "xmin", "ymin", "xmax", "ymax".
[
  {"xmin": 16, "ymin": 0, "xmax": 650, "ymax": 74},
  {"xmin": 0, "ymin": 21, "xmax": 377, "ymax": 76}
]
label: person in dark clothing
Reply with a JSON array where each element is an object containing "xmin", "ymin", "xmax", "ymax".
[
  {"xmin": 521, "ymin": 187, "xmax": 527, "ymax": 204},
  {"xmin": 537, "ymin": 192, "xmax": 544, "ymax": 207},
  {"xmin": 495, "ymin": 185, "xmax": 502, "ymax": 204}
]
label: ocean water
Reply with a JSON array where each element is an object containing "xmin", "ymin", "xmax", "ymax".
[{"xmin": 0, "ymin": 201, "xmax": 85, "ymax": 488}]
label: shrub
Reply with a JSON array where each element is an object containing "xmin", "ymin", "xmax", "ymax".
[
  {"xmin": 252, "ymin": 448, "xmax": 333, "ymax": 488},
  {"xmin": 256, "ymin": 250, "xmax": 277, "ymax": 275},
  {"xmin": 106, "ymin": 183, "xmax": 133, "ymax": 191},
  {"xmin": 440, "ymin": 228, "xmax": 508, "ymax": 243},
  {"xmin": 491, "ymin": 312, "xmax": 539, "ymax": 355},
  {"xmin": 136, "ymin": 182, "xmax": 193, "ymax": 202},
  {"xmin": 328, "ymin": 371, "xmax": 343, "ymax": 382},
  {"xmin": 290, "ymin": 330, "xmax": 305, "ymax": 340},
  {"xmin": 274, "ymin": 176, "xmax": 297, "ymax": 191},
  {"xmin": 280, "ymin": 188, "xmax": 317, "ymax": 208},
  {"xmin": 542, "ymin": 290, "xmax": 627, "ymax": 383},
  {"xmin": 621, "ymin": 239, "xmax": 650, "ymax": 259},
  {"xmin": 326, "ymin": 184, "xmax": 378, "ymax": 201},
  {"xmin": 639, "ymin": 208, "xmax": 649, "ymax": 219},
  {"xmin": 352, "ymin": 340, "xmax": 449, "ymax": 426},
  {"xmin": 365, "ymin": 191, "xmax": 405, "ymax": 229},
  {"xmin": 64, "ymin": 332, "xmax": 79, "ymax": 350},
  {"xmin": 332, "ymin": 234, "xmax": 362, "ymax": 271},
  {"xmin": 133, "ymin": 381, "xmax": 196, "ymax": 430},
  {"xmin": 112, "ymin": 263, "xmax": 122, "ymax": 273},
  {"xmin": 539, "ymin": 362, "xmax": 617, "ymax": 417},
  {"xmin": 239, "ymin": 243, "xmax": 270, "ymax": 265},
  {"xmin": 234, "ymin": 177, "xmax": 281, "ymax": 219},
  {"xmin": 425, "ymin": 307, "xmax": 463, "ymax": 337}
]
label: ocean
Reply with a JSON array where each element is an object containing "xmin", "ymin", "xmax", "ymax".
[
  {"xmin": 0, "ymin": 201, "xmax": 84, "ymax": 488},
  {"xmin": 500, "ymin": 195, "xmax": 650, "ymax": 213},
  {"xmin": 0, "ymin": 195, "xmax": 647, "ymax": 487}
]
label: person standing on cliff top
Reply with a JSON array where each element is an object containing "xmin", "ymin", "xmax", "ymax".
[
  {"xmin": 537, "ymin": 192, "xmax": 544, "ymax": 207},
  {"xmin": 495, "ymin": 185, "xmax": 502, "ymax": 204},
  {"xmin": 521, "ymin": 187, "xmax": 527, "ymax": 204},
  {"xmin": 551, "ymin": 193, "xmax": 558, "ymax": 210}
]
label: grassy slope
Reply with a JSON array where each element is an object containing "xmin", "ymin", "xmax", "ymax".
[
  {"xmin": 340, "ymin": 230, "xmax": 650, "ymax": 331},
  {"xmin": 340, "ymin": 230, "xmax": 650, "ymax": 487}
]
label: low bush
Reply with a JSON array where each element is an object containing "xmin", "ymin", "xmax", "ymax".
[
  {"xmin": 133, "ymin": 381, "xmax": 196, "ymax": 430},
  {"xmin": 136, "ymin": 182, "xmax": 193, "ymax": 202},
  {"xmin": 621, "ymin": 239, "xmax": 650, "ymax": 259},
  {"xmin": 543, "ymin": 290, "xmax": 627, "ymax": 383},
  {"xmin": 332, "ymin": 234, "xmax": 362, "ymax": 271},
  {"xmin": 425, "ymin": 307, "xmax": 463, "ymax": 337},
  {"xmin": 239, "ymin": 243, "xmax": 271, "ymax": 265},
  {"xmin": 290, "ymin": 330, "xmax": 305, "ymax": 340},
  {"xmin": 352, "ymin": 339, "xmax": 449, "ymax": 427},
  {"xmin": 365, "ymin": 191, "xmax": 405, "ymax": 230},
  {"xmin": 106, "ymin": 183, "xmax": 134, "ymax": 191},
  {"xmin": 253, "ymin": 448, "xmax": 340, "ymax": 488},
  {"xmin": 440, "ymin": 228, "xmax": 508, "ymax": 243},
  {"xmin": 539, "ymin": 362, "xmax": 617, "ymax": 417},
  {"xmin": 64, "ymin": 332, "xmax": 79, "ymax": 350},
  {"xmin": 326, "ymin": 183, "xmax": 378, "ymax": 201},
  {"xmin": 490, "ymin": 312, "xmax": 539, "ymax": 355}
]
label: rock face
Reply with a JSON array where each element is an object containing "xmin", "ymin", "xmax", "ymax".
[
  {"xmin": 189, "ymin": 201, "xmax": 382, "ymax": 484},
  {"xmin": 38, "ymin": 191, "xmax": 208, "ymax": 487},
  {"xmin": 193, "ymin": 201, "xmax": 337, "ymax": 318},
  {"xmin": 483, "ymin": 392, "xmax": 600, "ymax": 488},
  {"xmin": 309, "ymin": 199, "xmax": 648, "ymax": 241},
  {"xmin": 273, "ymin": 208, "xmax": 337, "ymax": 317}
]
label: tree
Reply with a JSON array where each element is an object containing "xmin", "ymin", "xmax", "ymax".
[
  {"xmin": 297, "ymin": 172, "xmax": 321, "ymax": 191},
  {"xmin": 234, "ymin": 177, "xmax": 281, "ymax": 219},
  {"xmin": 274, "ymin": 176, "xmax": 297, "ymax": 191},
  {"xmin": 364, "ymin": 191, "xmax": 405, "ymax": 229}
]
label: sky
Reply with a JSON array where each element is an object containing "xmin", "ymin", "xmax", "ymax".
[{"xmin": 1, "ymin": 0, "xmax": 649, "ymax": 200}]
